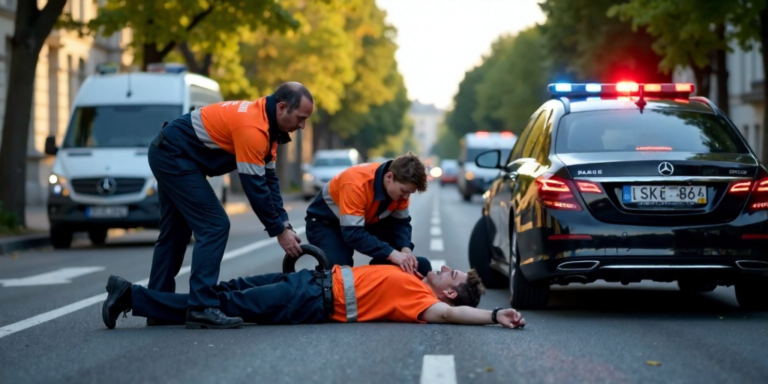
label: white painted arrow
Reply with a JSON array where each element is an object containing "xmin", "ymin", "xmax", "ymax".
[{"xmin": 0, "ymin": 267, "xmax": 105, "ymax": 287}]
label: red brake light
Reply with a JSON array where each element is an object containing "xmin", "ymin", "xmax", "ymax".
[
  {"xmin": 476, "ymin": 131, "xmax": 489, "ymax": 138},
  {"xmin": 748, "ymin": 177, "xmax": 768, "ymax": 211},
  {"xmin": 576, "ymin": 181, "xmax": 602, "ymax": 194},
  {"xmin": 675, "ymin": 83, "xmax": 693, "ymax": 92},
  {"xmin": 501, "ymin": 131, "xmax": 513, "ymax": 138},
  {"xmin": 729, "ymin": 181, "xmax": 752, "ymax": 193},
  {"xmin": 535, "ymin": 173, "xmax": 582, "ymax": 211}
]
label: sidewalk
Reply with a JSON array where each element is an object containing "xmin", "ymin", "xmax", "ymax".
[{"xmin": 0, "ymin": 192, "xmax": 303, "ymax": 256}]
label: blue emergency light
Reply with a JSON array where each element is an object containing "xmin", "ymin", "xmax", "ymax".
[{"xmin": 548, "ymin": 82, "xmax": 695, "ymax": 98}]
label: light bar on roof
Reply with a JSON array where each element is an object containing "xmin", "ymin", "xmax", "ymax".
[{"xmin": 547, "ymin": 83, "xmax": 696, "ymax": 98}]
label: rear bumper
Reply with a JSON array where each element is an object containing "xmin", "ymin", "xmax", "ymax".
[
  {"xmin": 47, "ymin": 193, "xmax": 160, "ymax": 230},
  {"xmin": 518, "ymin": 207, "xmax": 768, "ymax": 283}
]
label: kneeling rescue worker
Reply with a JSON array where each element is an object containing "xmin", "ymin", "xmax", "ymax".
[
  {"xmin": 102, "ymin": 264, "xmax": 527, "ymax": 329},
  {"xmin": 305, "ymin": 153, "xmax": 432, "ymax": 276},
  {"xmin": 145, "ymin": 82, "xmax": 311, "ymax": 329}
]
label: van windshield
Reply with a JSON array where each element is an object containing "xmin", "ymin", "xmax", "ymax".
[{"xmin": 63, "ymin": 105, "xmax": 182, "ymax": 148}]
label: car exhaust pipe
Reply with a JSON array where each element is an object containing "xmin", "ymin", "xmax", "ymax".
[
  {"xmin": 557, "ymin": 260, "xmax": 600, "ymax": 271},
  {"xmin": 735, "ymin": 260, "xmax": 768, "ymax": 270}
]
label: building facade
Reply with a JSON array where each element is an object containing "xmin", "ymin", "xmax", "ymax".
[
  {"xmin": 0, "ymin": 0, "xmax": 133, "ymax": 205},
  {"xmin": 409, "ymin": 100, "xmax": 444, "ymax": 159}
]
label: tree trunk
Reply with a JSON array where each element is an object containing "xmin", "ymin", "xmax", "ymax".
[
  {"xmin": 760, "ymin": 8, "xmax": 768, "ymax": 163},
  {"xmin": 690, "ymin": 62, "xmax": 712, "ymax": 99},
  {"xmin": 312, "ymin": 111, "xmax": 332, "ymax": 152},
  {"xmin": 142, "ymin": 43, "xmax": 167, "ymax": 70},
  {"xmin": 715, "ymin": 23, "xmax": 730, "ymax": 116},
  {"xmin": 179, "ymin": 41, "xmax": 212, "ymax": 76},
  {"xmin": 0, "ymin": 0, "xmax": 67, "ymax": 227}
]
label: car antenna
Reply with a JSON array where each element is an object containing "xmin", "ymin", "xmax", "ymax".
[
  {"xmin": 635, "ymin": 85, "xmax": 646, "ymax": 113},
  {"xmin": 126, "ymin": 72, "xmax": 132, "ymax": 98}
]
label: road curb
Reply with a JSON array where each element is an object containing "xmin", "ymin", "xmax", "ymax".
[{"xmin": 0, "ymin": 233, "xmax": 50, "ymax": 256}]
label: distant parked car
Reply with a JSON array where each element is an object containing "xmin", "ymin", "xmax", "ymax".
[
  {"xmin": 302, "ymin": 149, "xmax": 361, "ymax": 200},
  {"xmin": 440, "ymin": 159, "xmax": 459, "ymax": 185}
]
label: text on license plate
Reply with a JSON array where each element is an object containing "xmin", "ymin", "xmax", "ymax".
[
  {"xmin": 86, "ymin": 206, "xmax": 129, "ymax": 218},
  {"xmin": 622, "ymin": 185, "xmax": 707, "ymax": 204}
]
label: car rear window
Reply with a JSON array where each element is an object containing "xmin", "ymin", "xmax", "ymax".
[{"xmin": 555, "ymin": 109, "xmax": 749, "ymax": 154}]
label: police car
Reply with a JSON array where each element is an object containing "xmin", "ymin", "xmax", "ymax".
[{"xmin": 468, "ymin": 82, "xmax": 768, "ymax": 310}]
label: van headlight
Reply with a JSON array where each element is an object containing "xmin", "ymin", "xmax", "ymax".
[
  {"xmin": 147, "ymin": 178, "xmax": 158, "ymax": 196},
  {"xmin": 465, "ymin": 171, "xmax": 475, "ymax": 181},
  {"xmin": 49, "ymin": 174, "xmax": 69, "ymax": 196},
  {"xmin": 303, "ymin": 173, "xmax": 314, "ymax": 181}
]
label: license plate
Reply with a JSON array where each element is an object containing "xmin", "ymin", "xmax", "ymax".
[
  {"xmin": 622, "ymin": 185, "xmax": 707, "ymax": 205},
  {"xmin": 86, "ymin": 206, "xmax": 129, "ymax": 218}
]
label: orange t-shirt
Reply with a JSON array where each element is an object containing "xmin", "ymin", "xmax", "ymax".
[{"xmin": 329, "ymin": 265, "xmax": 440, "ymax": 323}]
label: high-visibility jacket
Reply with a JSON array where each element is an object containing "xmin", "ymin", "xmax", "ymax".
[
  {"xmin": 306, "ymin": 161, "xmax": 413, "ymax": 258},
  {"xmin": 160, "ymin": 95, "xmax": 290, "ymax": 236}
]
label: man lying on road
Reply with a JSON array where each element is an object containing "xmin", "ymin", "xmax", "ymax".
[{"xmin": 102, "ymin": 264, "xmax": 526, "ymax": 329}]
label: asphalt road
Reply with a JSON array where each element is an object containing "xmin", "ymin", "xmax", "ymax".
[{"xmin": 0, "ymin": 181, "xmax": 766, "ymax": 384}]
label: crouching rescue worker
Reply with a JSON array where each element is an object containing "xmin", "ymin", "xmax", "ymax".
[
  {"xmin": 144, "ymin": 82, "xmax": 311, "ymax": 329},
  {"xmin": 305, "ymin": 153, "xmax": 432, "ymax": 276},
  {"xmin": 101, "ymin": 265, "xmax": 527, "ymax": 329}
]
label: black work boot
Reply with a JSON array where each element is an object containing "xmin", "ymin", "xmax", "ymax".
[
  {"xmin": 102, "ymin": 275, "xmax": 133, "ymax": 329},
  {"xmin": 185, "ymin": 308, "xmax": 243, "ymax": 329}
]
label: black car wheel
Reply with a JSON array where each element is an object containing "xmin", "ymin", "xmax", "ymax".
[
  {"xmin": 509, "ymin": 239, "xmax": 550, "ymax": 309},
  {"xmin": 88, "ymin": 229, "xmax": 108, "ymax": 245},
  {"xmin": 50, "ymin": 224, "xmax": 73, "ymax": 249},
  {"xmin": 735, "ymin": 278, "xmax": 768, "ymax": 310},
  {"xmin": 468, "ymin": 216, "xmax": 507, "ymax": 289}
]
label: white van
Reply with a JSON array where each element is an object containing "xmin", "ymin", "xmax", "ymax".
[
  {"xmin": 457, "ymin": 131, "xmax": 517, "ymax": 201},
  {"xmin": 44, "ymin": 63, "xmax": 229, "ymax": 249},
  {"xmin": 302, "ymin": 149, "xmax": 361, "ymax": 200}
]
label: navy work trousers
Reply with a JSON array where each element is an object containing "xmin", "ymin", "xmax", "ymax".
[
  {"xmin": 306, "ymin": 217, "xmax": 432, "ymax": 277},
  {"xmin": 146, "ymin": 133, "xmax": 229, "ymax": 309},
  {"xmin": 132, "ymin": 269, "xmax": 328, "ymax": 324}
]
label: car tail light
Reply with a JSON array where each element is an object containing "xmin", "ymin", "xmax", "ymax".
[
  {"xmin": 535, "ymin": 173, "xmax": 582, "ymax": 211},
  {"xmin": 742, "ymin": 234, "xmax": 768, "ymax": 240},
  {"xmin": 748, "ymin": 177, "xmax": 768, "ymax": 211},
  {"xmin": 576, "ymin": 181, "xmax": 602, "ymax": 194},
  {"xmin": 729, "ymin": 181, "xmax": 752, "ymax": 193}
]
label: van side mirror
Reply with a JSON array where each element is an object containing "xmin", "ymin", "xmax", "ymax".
[
  {"xmin": 475, "ymin": 149, "xmax": 501, "ymax": 169},
  {"xmin": 44, "ymin": 136, "xmax": 58, "ymax": 156}
]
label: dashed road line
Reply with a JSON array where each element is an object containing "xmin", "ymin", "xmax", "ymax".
[{"xmin": 420, "ymin": 354, "xmax": 457, "ymax": 384}]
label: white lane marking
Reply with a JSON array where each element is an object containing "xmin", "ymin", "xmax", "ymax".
[
  {"xmin": 0, "ymin": 267, "xmax": 106, "ymax": 287},
  {"xmin": 431, "ymin": 217, "xmax": 440, "ymax": 225},
  {"xmin": 0, "ymin": 227, "xmax": 306, "ymax": 340},
  {"xmin": 430, "ymin": 238, "xmax": 444, "ymax": 252},
  {"xmin": 420, "ymin": 355, "xmax": 457, "ymax": 384},
  {"xmin": 431, "ymin": 260, "xmax": 446, "ymax": 271},
  {"xmin": 430, "ymin": 227, "xmax": 442, "ymax": 236}
]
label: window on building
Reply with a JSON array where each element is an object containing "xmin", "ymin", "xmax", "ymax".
[
  {"xmin": 68, "ymin": 55, "xmax": 75, "ymax": 107},
  {"xmin": 78, "ymin": 58, "xmax": 87, "ymax": 86},
  {"xmin": 79, "ymin": 0, "xmax": 85, "ymax": 20}
]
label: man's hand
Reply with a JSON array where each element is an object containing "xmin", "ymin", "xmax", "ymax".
[
  {"xmin": 388, "ymin": 250, "xmax": 418, "ymax": 274},
  {"xmin": 278, "ymin": 228, "xmax": 302, "ymax": 258},
  {"xmin": 496, "ymin": 309, "xmax": 526, "ymax": 329}
]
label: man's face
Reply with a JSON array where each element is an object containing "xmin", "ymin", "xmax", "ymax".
[
  {"xmin": 384, "ymin": 172, "xmax": 417, "ymax": 202},
  {"xmin": 426, "ymin": 265, "xmax": 468, "ymax": 302},
  {"xmin": 276, "ymin": 96, "xmax": 314, "ymax": 133}
]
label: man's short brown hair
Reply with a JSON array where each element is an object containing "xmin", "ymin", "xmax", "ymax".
[
  {"xmin": 389, "ymin": 152, "xmax": 428, "ymax": 193},
  {"xmin": 453, "ymin": 269, "xmax": 486, "ymax": 307}
]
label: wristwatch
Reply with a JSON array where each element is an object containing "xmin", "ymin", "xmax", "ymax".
[
  {"xmin": 286, "ymin": 223, "xmax": 296, "ymax": 234},
  {"xmin": 491, "ymin": 307, "xmax": 503, "ymax": 324}
]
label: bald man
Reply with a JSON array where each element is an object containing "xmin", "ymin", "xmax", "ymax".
[{"xmin": 143, "ymin": 82, "xmax": 314, "ymax": 329}]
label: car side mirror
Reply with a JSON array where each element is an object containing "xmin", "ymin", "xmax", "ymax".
[
  {"xmin": 44, "ymin": 136, "xmax": 58, "ymax": 156},
  {"xmin": 475, "ymin": 149, "xmax": 502, "ymax": 169},
  {"xmin": 505, "ymin": 157, "xmax": 536, "ymax": 173}
]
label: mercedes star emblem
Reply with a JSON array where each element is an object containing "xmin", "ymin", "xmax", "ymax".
[
  {"xmin": 658, "ymin": 162, "xmax": 674, "ymax": 176},
  {"xmin": 97, "ymin": 177, "xmax": 117, "ymax": 195}
]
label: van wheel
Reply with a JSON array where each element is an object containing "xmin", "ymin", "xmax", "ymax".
[
  {"xmin": 88, "ymin": 229, "xmax": 108, "ymax": 245},
  {"xmin": 735, "ymin": 278, "xmax": 768, "ymax": 310},
  {"xmin": 510, "ymin": 241, "xmax": 550, "ymax": 309},
  {"xmin": 50, "ymin": 225, "xmax": 73, "ymax": 249},
  {"xmin": 462, "ymin": 191, "xmax": 472, "ymax": 202},
  {"xmin": 468, "ymin": 216, "xmax": 507, "ymax": 289}
]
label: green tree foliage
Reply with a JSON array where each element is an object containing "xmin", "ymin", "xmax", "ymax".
[
  {"xmin": 74, "ymin": 0, "xmax": 297, "ymax": 70},
  {"xmin": 435, "ymin": 27, "xmax": 551, "ymax": 157},
  {"xmin": 539, "ymin": 0, "xmax": 669, "ymax": 83},
  {"xmin": 474, "ymin": 28, "xmax": 550, "ymax": 135}
]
